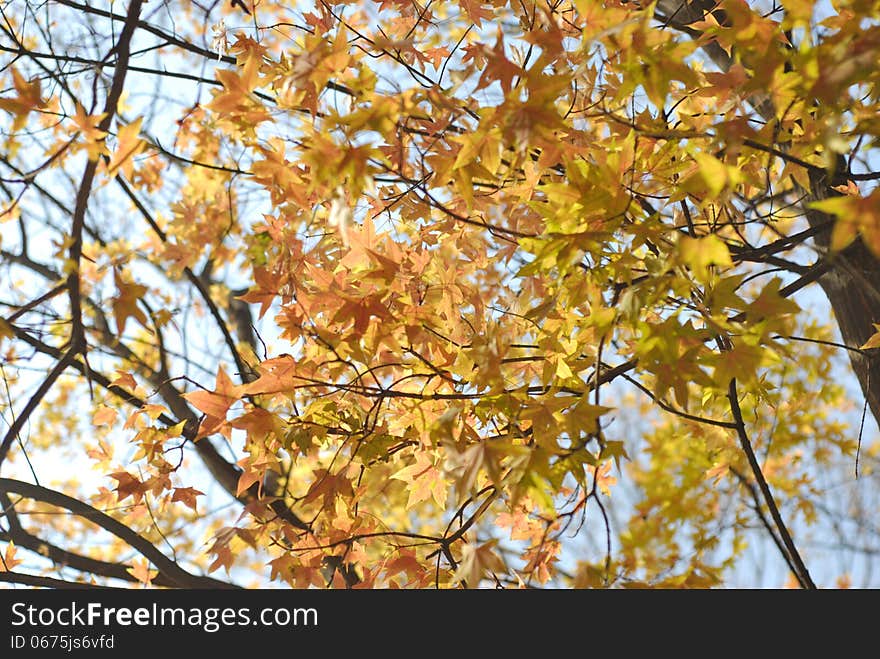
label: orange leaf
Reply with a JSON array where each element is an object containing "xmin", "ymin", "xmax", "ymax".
[
  {"xmin": 184, "ymin": 390, "xmax": 232, "ymax": 420},
  {"xmin": 391, "ymin": 453, "xmax": 448, "ymax": 508},
  {"xmin": 111, "ymin": 370, "xmax": 138, "ymax": 391},
  {"xmin": 171, "ymin": 487, "xmax": 205, "ymax": 512},
  {"xmin": 1, "ymin": 541, "xmax": 24, "ymax": 572},
  {"xmin": 236, "ymin": 469, "xmax": 262, "ymax": 496},
  {"xmin": 126, "ymin": 558, "xmax": 157, "ymax": 585},
  {"xmin": 106, "ymin": 117, "xmax": 146, "ymax": 177},
  {"xmin": 109, "ymin": 471, "xmax": 145, "ymax": 503},
  {"xmin": 459, "ymin": 0, "xmax": 493, "ymax": 28},
  {"xmin": 0, "ymin": 67, "xmax": 45, "ymax": 131},
  {"xmin": 239, "ymin": 355, "xmax": 299, "ymax": 396},
  {"xmin": 92, "ymin": 406, "xmax": 118, "ymax": 427},
  {"xmin": 183, "ymin": 366, "xmax": 239, "ymax": 421},
  {"xmin": 112, "ymin": 269, "xmax": 148, "ymax": 335},
  {"xmin": 454, "ymin": 539, "xmax": 505, "ymax": 587}
]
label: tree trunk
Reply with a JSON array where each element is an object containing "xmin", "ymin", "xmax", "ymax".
[
  {"xmin": 655, "ymin": 0, "xmax": 880, "ymax": 424},
  {"xmin": 807, "ymin": 168, "xmax": 880, "ymax": 424}
]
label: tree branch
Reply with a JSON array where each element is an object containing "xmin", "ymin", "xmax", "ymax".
[
  {"xmin": 0, "ymin": 477, "xmax": 239, "ymax": 588},
  {"xmin": 727, "ymin": 379, "xmax": 816, "ymax": 589},
  {"xmin": 67, "ymin": 0, "xmax": 144, "ymax": 351}
]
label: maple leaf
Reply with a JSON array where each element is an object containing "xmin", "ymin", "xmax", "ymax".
[
  {"xmin": 228, "ymin": 407, "xmax": 280, "ymax": 438},
  {"xmin": 391, "ymin": 453, "xmax": 448, "ymax": 508},
  {"xmin": 127, "ymin": 558, "xmax": 158, "ymax": 586},
  {"xmin": 861, "ymin": 324, "xmax": 880, "ymax": 351},
  {"xmin": 476, "ymin": 27, "xmax": 522, "ymax": 94},
  {"xmin": 110, "ymin": 370, "xmax": 139, "ymax": 391},
  {"xmin": 236, "ymin": 468, "xmax": 263, "ymax": 496},
  {"xmin": 106, "ymin": 117, "xmax": 146, "ymax": 178},
  {"xmin": 593, "ymin": 462, "xmax": 617, "ymax": 496},
  {"xmin": 678, "ymin": 234, "xmax": 733, "ymax": 282},
  {"xmin": 0, "ymin": 67, "xmax": 46, "ymax": 132},
  {"xmin": 8, "ymin": 0, "xmax": 880, "ymax": 593},
  {"xmin": 238, "ymin": 267, "xmax": 281, "ymax": 319},
  {"xmin": 92, "ymin": 406, "xmax": 118, "ymax": 427},
  {"xmin": 302, "ymin": 468, "xmax": 354, "ymax": 509},
  {"xmin": 69, "ymin": 103, "xmax": 108, "ymax": 160},
  {"xmin": 421, "ymin": 46, "xmax": 451, "ymax": 69},
  {"xmin": 1, "ymin": 541, "xmax": 24, "ymax": 572},
  {"xmin": 171, "ymin": 487, "xmax": 205, "ymax": 512},
  {"xmin": 183, "ymin": 366, "xmax": 240, "ymax": 436},
  {"xmin": 454, "ymin": 539, "xmax": 505, "ymax": 587},
  {"xmin": 383, "ymin": 549, "xmax": 427, "ymax": 584},
  {"xmin": 458, "ymin": 0, "xmax": 493, "ymax": 28},
  {"xmin": 111, "ymin": 269, "xmax": 148, "ymax": 335},
  {"xmin": 239, "ymin": 354, "xmax": 300, "ymax": 396},
  {"xmin": 109, "ymin": 471, "xmax": 146, "ymax": 504}
]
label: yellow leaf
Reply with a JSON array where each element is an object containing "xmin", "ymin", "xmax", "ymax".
[
  {"xmin": 454, "ymin": 539, "xmax": 505, "ymax": 587},
  {"xmin": 1, "ymin": 541, "xmax": 24, "ymax": 572},
  {"xmin": 679, "ymin": 234, "xmax": 732, "ymax": 282},
  {"xmin": 0, "ymin": 318, "xmax": 13, "ymax": 342},
  {"xmin": 92, "ymin": 406, "xmax": 118, "ymax": 427},
  {"xmin": 106, "ymin": 117, "xmax": 146, "ymax": 178},
  {"xmin": 391, "ymin": 453, "xmax": 447, "ymax": 508},
  {"xmin": 126, "ymin": 558, "xmax": 157, "ymax": 585},
  {"xmin": 555, "ymin": 357, "xmax": 574, "ymax": 380},
  {"xmin": 693, "ymin": 152, "xmax": 728, "ymax": 196},
  {"xmin": 71, "ymin": 103, "xmax": 108, "ymax": 161},
  {"xmin": 0, "ymin": 67, "xmax": 45, "ymax": 132},
  {"xmin": 860, "ymin": 324, "xmax": 880, "ymax": 350}
]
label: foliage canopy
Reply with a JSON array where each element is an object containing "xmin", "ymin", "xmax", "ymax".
[{"xmin": 1, "ymin": 0, "xmax": 880, "ymax": 589}]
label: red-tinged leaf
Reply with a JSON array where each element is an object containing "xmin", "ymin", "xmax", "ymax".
[
  {"xmin": 459, "ymin": 0, "xmax": 493, "ymax": 27},
  {"xmin": 240, "ymin": 355, "xmax": 299, "ymax": 395},
  {"xmin": 111, "ymin": 370, "xmax": 138, "ymax": 391},
  {"xmin": 301, "ymin": 468, "xmax": 353, "ymax": 509},
  {"xmin": 236, "ymin": 469, "xmax": 262, "ymax": 496},
  {"xmin": 208, "ymin": 545, "xmax": 235, "ymax": 574},
  {"xmin": 109, "ymin": 471, "xmax": 145, "ymax": 503},
  {"xmin": 171, "ymin": 487, "xmax": 204, "ymax": 512},
  {"xmin": 183, "ymin": 366, "xmax": 239, "ymax": 420},
  {"xmin": 383, "ymin": 550, "xmax": 424, "ymax": 581},
  {"xmin": 476, "ymin": 27, "xmax": 522, "ymax": 94}
]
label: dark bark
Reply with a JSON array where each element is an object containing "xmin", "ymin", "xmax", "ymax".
[
  {"xmin": 807, "ymin": 168, "xmax": 880, "ymax": 423},
  {"xmin": 656, "ymin": 0, "xmax": 880, "ymax": 425}
]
